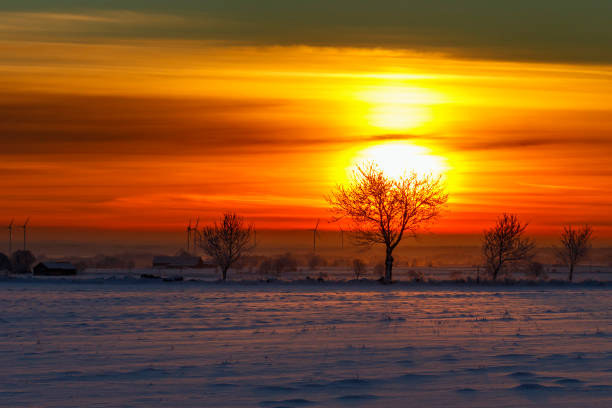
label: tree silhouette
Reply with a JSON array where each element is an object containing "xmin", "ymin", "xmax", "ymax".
[
  {"xmin": 0, "ymin": 252, "xmax": 10, "ymax": 272},
  {"xmin": 482, "ymin": 213, "xmax": 534, "ymax": 280},
  {"xmin": 198, "ymin": 212, "xmax": 253, "ymax": 281},
  {"xmin": 327, "ymin": 162, "xmax": 447, "ymax": 283},
  {"xmin": 352, "ymin": 258, "xmax": 366, "ymax": 279},
  {"xmin": 556, "ymin": 225, "xmax": 592, "ymax": 282},
  {"xmin": 10, "ymin": 250, "xmax": 36, "ymax": 274}
]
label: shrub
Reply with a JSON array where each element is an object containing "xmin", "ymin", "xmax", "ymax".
[
  {"xmin": 352, "ymin": 259, "xmax": 366, "ymax": 279},
  {"xmin": 449, "ymin": 270, "xmax": 464, "ymax": 281},
  {"xmin": 74, "ymin": 261, "xmax": 89, "ymax": 273},
  {"xmin": 307, "ymin": 254, "xmax": 327, "ymax": 270},
  {"xmin": 258, "ymin": 253, "xmax": 298, "ymax": 278},
  {"xmin": 527, "ymin": 261, "xmax": 548, "ymax": 280},
  {"xmin": 373, "ymin": 262, "xmax": 385, "ymax": 278},
  {"xmin": 257, "ymin": 257, "xmax": 273, "ymax": 278},
  {"xmin": 11, "ymin": 250, "xmax": 36, "ymax": 274},
  {"xmin": 0, "ymin": 253, "xmax": 10, "ymax": 272},
  {"xmin": 407, "ymin": 269, "xmax": 425, "ymax": 282},
  {"xmin": 239, "ymin": 255, "xmax": 268, "ymax": 273},
  {"xmin": 275, "ymin": 252, "xmax": 298, "ymax": 274},
  {"xmin": 331, "ymin": 258, "xmax": 346, "ymax": 267}
]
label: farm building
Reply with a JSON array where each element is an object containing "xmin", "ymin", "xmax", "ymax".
[
  {"xmin": 152, "ymin": 255, "xmax": 214, "ymax": 269},
  {"xmin": 33, "ymin": 262, "xmax": 78, "ymax": 276}
]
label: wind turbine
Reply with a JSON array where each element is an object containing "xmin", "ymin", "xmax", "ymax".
[
  {"xmin": 186, "ymin": 219, "xmax": 192, "ymax": 252},
  {"xmin": 312, "ymin": 219, "xmax": 321, "ymax": 253},
  {"xmin": 7, "ymin": 219, "xmax": 13, "ymax": 254},
  {"xmin": 19, "ymin": 218, "xmax": 29, "ymax": 251},
  {"xmin": 192, "ymin": 217, "xmax": 199, "ymax": 250}
]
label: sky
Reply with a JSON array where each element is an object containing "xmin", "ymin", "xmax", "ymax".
[{"xmin": 1, "ymin": 1, "xmax": 612, "ymax": 244}]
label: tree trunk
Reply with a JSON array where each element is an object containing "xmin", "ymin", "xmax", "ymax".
[
  {"xmin": 569, "ymin": 264, "xmax": 574, "ymax": 282},
  {"xmin": 493, "ymin": 262, "xmax": 501, "ymax": 281},
  {"xmin": 384, "ymin": 250, "xmax": 394, "ymax": 283},
  {"xmin": 222, "ymin": 267, "xmax": 228, "ymax": 281}
]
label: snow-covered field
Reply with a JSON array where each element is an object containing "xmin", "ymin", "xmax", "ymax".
[
  {"xmin": 60, "ymin": 264, "xmax": 612, "ymax": 283},
  {"xmin": 1, "ymin": 279, "xmax": 611, "ymax": 407}
]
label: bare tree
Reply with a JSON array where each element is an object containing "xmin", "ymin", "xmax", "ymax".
[
  {"xmin": 352, "ymin": 258, "xmax": 366, "ymax": 280},
  {"xmin": 10, "ymin": 250, "xmax": 36, "ymax": 274},
  {"xmin": 556, "ymin": 225, "xmax": 592, "ymax": 282},
  {"xmin": 198, "ymin": 212, "xmax": 253, "ymax": 281},
  {"xmin": 0, "ymin": 252, "xmax": 10, "ymax": 273},
  {"xmin": 327, "ymin": 162, "xmax": 448, "ymax": 283},
  {"xmin": 482, "ymin": 213, "xmax": 535, "ymax": 280}
]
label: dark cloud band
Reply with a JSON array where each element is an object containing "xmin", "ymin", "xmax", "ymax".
[{"xmin": 1, "ymin": 1, "xmax": 612, "ymax": 63}]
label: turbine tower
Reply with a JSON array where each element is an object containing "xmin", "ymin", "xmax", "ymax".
[
  {"xmin": 312, "ymin": 219, "xmax": 321, "ymax": 253},
  {"xmin": 186, "ymin": 219, "xmax": 192, "ymax": 252},
  {"xmin": 19, "ymin": 218, "xmax": 29, "ymax": 251},
  {"xmin": 7, "ymin": 219, "xmax": 14, "ymax": 254},
  {"xmin": 192, "ymin": 217, "xmax": 199, "ymax": 250}
]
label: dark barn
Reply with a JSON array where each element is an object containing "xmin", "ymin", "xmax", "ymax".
[
  {"xmin": 33, "ymin": 262, "xmax": 78, "ymax": 276},
  {"xmin": 152, "ymin": 255, "xmax": 212, "ymax": 269}
]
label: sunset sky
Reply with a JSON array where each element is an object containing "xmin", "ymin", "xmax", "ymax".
[{"xmin": 2, "ymin": 1, "xmax": 612, "ymax": 241}]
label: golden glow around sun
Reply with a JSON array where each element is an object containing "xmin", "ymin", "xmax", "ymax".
[
  {"xmin": 356, "ymin": 85, "xmax": 443, "ymax": 131},
  {"xmin": 351, "ymin": 142, "xmax": 448, "ymax": 179}
]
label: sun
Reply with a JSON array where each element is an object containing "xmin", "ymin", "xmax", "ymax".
[
  {"xmin": 355, "ymin": 85, "xmax": 443, "ymax": 132},
  {"xmin": 351, "ymin": 141, "xmax": 448, "ymax": 179}
]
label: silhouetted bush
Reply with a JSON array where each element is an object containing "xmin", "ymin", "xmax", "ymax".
[
  {"xmin": 307, "ymin": 254, "xmax": 327, "ymax": 270},
  {"xmin": 11, "ymin": 250, "xmax": 36, "ymax": 274},
  {"xmin": 74, "ymin": 261, "xmax": 88, "ymax": 273},
  {"xmin": 258, "ymin": 252, "xmax": 298, "ymax": 278},
  {"xmin": 331, "ymin": 258, "xmax": 347, "ymax": 267},
  {"xmin": 373, "ymin": 262, "xmax": 385, "ymax": 278},
  {"xmin": 352, "ymin": 259, "xmax": 366, "ymax": 279},
  {"xmin": 407, "ymin": 269, "xmax": 425, "ymax": 282},
  {"xmin": 93, "ymin": 256, "xmax": 126, "ymax": 269},
  {"xmin": 257, "ymin": 258, "xmax": 272, "ymax": 277},
  {"xmin": 235, "ymin": 255, "xmax": 264, "ymax": 271},
  {"xmin": 527, "ymin": 261, "xmax": 548, "ymax": 280},
  {"xmin": 449, "ymin": 270, "xmax": 464, "ymax": 281},
  {"xmin": 0, "ymin": 253, "xmax": 10, "ymax": 272}
]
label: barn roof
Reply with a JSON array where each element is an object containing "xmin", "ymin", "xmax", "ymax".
[
  {"xmin": 153, "ymin": 255, "xmax": 204, "ymax": 267},
  {"xmin": 37, "ymin": 262, "xmax": 77, "ymax": 270}
]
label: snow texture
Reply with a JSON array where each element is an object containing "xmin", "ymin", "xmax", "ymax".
[{"xmin": 1, "ymin": 279, "xmax": 611, "ymax": 407}]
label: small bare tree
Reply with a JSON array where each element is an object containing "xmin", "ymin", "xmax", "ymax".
[
  {"xmin": 198, "ymin": 212, "xmax": 253, "ymax": 281},
  {"xmin": 556, "ymin": 225, "xmax": 592, "ymax": 282},
  {"xmin": 327, "ymin": 162, "xmax": 448, "ymax": 283},
  {"xmin": 0, "ymin": 253, "xmax": 10, "ymax": 274},
  {"xmin": 482, "ymin": 213, "xmax": 535, "ymax": 280},
  {"xmin": 352, "ymin": 258, "xmax": 366, "ymax": 279},
  {"xmin": 10, "ymin": 250, "xmax": 36, "ymax": 274}
]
